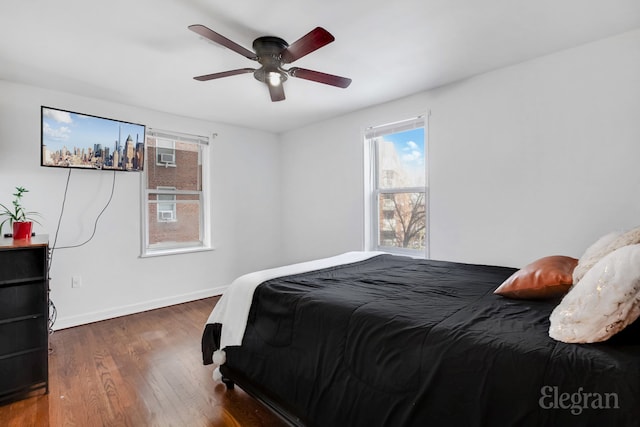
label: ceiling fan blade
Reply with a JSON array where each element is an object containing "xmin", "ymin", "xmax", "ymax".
[
  {"xmin": 188, "ymin": 24, "xmax": 257, "ymax": 60},
  {"xmin": 268, "ymin": 83, "xmax": 286, "ymax": 102},
  {"xmin": 281, "ymin": 27, "xmax": 335, "ymax": 64},
  {"xmin": 194, "ymin": 68, "xmax": 255, "ymax": 81},
  {"xmin": 288, "ymin": 67, "xmax": 352, "ymax": 88}
]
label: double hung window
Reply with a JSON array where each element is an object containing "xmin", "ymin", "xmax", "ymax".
[
  {"xmin": 365, "ymin": 116, "xmax": 428, "ymax": 257},
  {"xmin": 142, "ymin": 129, "xmax": 210, "ymax": 256}
]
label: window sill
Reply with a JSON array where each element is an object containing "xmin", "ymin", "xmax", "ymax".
[
  {"xmin": 376, "ymin": 247, "xmax": 427, "ymax": 259},
  {"xmin": 140, "ymin": 244, "xmax": 214, "ymax": 258}
]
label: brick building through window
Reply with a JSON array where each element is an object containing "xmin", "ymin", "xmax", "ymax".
[{"xmin": 142, "ymin": 129, "xmax": 210, "ymax": 256}]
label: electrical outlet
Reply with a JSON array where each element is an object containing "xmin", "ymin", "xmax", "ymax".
[{"xmin": 71, "ymin": 276, "xmax": 82, "ymax": 288}]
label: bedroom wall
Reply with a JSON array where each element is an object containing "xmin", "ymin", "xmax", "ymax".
[
  {"xmin": 279, "ymin": 29, "xmax": 640, "ymax": 268},
  {"xmin": 0, "ymin": 81, "xmax": 282, "ymax": 329}
]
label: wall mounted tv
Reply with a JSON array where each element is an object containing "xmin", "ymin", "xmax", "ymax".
[{"xmin": 41, "ymin": 106, "xmax": 146, "ymax": 172}]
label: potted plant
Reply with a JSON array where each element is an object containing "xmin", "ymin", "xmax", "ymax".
[{"xmin": 0, "ymin": 186, "xmax": 42, "ymax": 240}]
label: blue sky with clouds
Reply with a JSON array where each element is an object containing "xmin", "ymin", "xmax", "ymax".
[
  {"xmin": 383, "ymin": 127, "xmax": 425, "ymax": 175},
  {"xmin": 42, "ymin": 107, "xmax": 145, "ymax": 152}
]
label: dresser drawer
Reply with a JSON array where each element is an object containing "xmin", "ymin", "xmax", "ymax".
[
  {"xmin": 0, "ymin": 349, "xmax": 47, "ymax": 398},
  {"xmin": 0, "ymin": 247, "xmax": 46, "ymax": 283},
  {"xmin": 0, "ymin": 317, "xmax": 47, "ymax": 358},
  {"xmin": 0, "ymin": 283, "xmax": 45, "ymax": 322}
]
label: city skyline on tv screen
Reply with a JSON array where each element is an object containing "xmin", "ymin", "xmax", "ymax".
[{"xmin": 41, "ymin": 106, "xmax": 145, "ymax": 171}]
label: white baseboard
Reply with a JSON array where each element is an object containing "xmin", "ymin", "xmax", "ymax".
[{"xmin": 52, "ymin": 286, "xmax": 227, "ymax": 330}]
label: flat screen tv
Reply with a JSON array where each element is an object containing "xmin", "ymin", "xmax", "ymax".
[{"xmin": 41, "ymin": 106, "xmax": 146, "ymax": 172}]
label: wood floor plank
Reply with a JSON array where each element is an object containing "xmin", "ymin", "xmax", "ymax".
[{"xmin": 0, "ymin": 297, "xmax": 289, "ymax": 427}]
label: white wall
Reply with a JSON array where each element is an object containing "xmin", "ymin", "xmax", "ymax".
[
  {"xmin": 280, "ymin": 29, "xmax": 640, "ymax": 268},
  {"xmin": 0, "ymin": 81, "xmax": 282, "ymax": 329}
]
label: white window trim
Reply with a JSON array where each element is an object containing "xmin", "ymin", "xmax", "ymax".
[
  {"xmin": 363, "ymin": 113, "xmax": 430, "ymax": 258},
  {"xmin": 140, "ymin": 129, "xmax": 213, "ymax": 257}
]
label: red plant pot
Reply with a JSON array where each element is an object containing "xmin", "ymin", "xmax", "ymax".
[{"xmin": 12, "ymin": 221, "xmax": 33, "ymax": 240}]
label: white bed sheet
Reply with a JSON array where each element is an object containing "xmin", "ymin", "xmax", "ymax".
[{"xmin": 207, "ymin": 251, "xmax": 385, "ymax": 351}]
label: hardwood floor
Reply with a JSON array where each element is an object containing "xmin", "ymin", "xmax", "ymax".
[{"xmin": 0, "ymin": 297, "xmax": 289, "ymax": 427}]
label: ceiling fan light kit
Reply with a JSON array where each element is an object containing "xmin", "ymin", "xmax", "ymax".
[{"xmin": 188, "ymin": 24, "xmax": 352, "ymax": 102}]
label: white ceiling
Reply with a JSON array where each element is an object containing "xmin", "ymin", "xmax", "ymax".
[{"xmin": 2, "ymin": 0, "xmax": 640, "ymax": 133}]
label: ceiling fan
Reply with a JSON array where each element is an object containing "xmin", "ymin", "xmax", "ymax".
[{"xmin": 188, "ymin": 24, "xmax": 352, "ymax": 102}]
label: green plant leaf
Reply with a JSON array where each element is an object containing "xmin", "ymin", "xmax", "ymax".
[{"xmin": 0, "ymin": 187, "xmax": 42, "ymax": 234}]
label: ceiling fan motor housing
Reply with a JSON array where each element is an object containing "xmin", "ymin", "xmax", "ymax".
[{"xmin": 252, "ymin": 36, "xmax": 289, "ymax": 84}]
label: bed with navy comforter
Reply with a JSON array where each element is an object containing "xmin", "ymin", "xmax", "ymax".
[{"xmin": 202, "ymin": 253, "xmax": 640, "ymax": 426}]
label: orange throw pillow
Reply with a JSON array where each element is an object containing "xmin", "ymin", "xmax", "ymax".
[{"xmin": 494, "ymin": 255, "xmax": 578, "ymax": 299}]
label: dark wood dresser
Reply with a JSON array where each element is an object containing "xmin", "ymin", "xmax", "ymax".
[{"xmin": 0, "ymin": 235, "xmax": 49, "ymax": 403}]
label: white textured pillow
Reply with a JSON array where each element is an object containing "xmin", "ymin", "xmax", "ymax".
[
  {"xmin": 549, "ymin": 244, "xmax": 640, "ymax": 343},
  {"xmin": 573, "ymin": 227, "xmax": 640, "ymax": 283}
]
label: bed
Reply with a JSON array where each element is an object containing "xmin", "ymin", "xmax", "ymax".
[{"xmin": 201, "ymin": 252, "xmax": 640, "ymax": 426}]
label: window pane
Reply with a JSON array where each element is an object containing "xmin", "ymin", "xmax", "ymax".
[
  {"xmin": 146, "ymin": 138, "xmax": 202, "ymax": 191},
  {"xmin": 378, "ymin": 192, "xmax": 426, "ymax": 250},
  {"xmin": 147, "ymin": 198, "xmax": 202, "ymax": 248},
  {"xmin": 376, "ymin": 128, "xmax": 425, "ymax": 189}
]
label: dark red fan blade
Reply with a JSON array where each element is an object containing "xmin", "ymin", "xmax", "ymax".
[
  {"xmin": 288, "ymin": 67, "xmax": 352, "ymax": 88},
  {"xmin": 281, "ymin": 27, "xmax": 335, "ymax": 64},
  {"xmin": 268, "ymin": 83, "xmax": 286, "ymax": 102},
  {"xmin": 189, "ymin": 24, "xmax": 257, "ymax": 60},
  {"xmin": 194, "ymin": 68, "xmax": 255, "ymax": 81}
]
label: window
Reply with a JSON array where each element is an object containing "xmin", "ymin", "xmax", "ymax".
[
  {"xmin": 156, "ymin": 138, "xmax": 176, "ymax": 166},
  {"xmin": 364, "ymin": 116, "xmax": 428, "ymax": 257},
  {"xmin": 142, "ymin": 129, "xmax": 211, "ymax": 256},
  {"xmin": 157, "ymin": 186, "xmax": 176, "ymax": 222}
]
